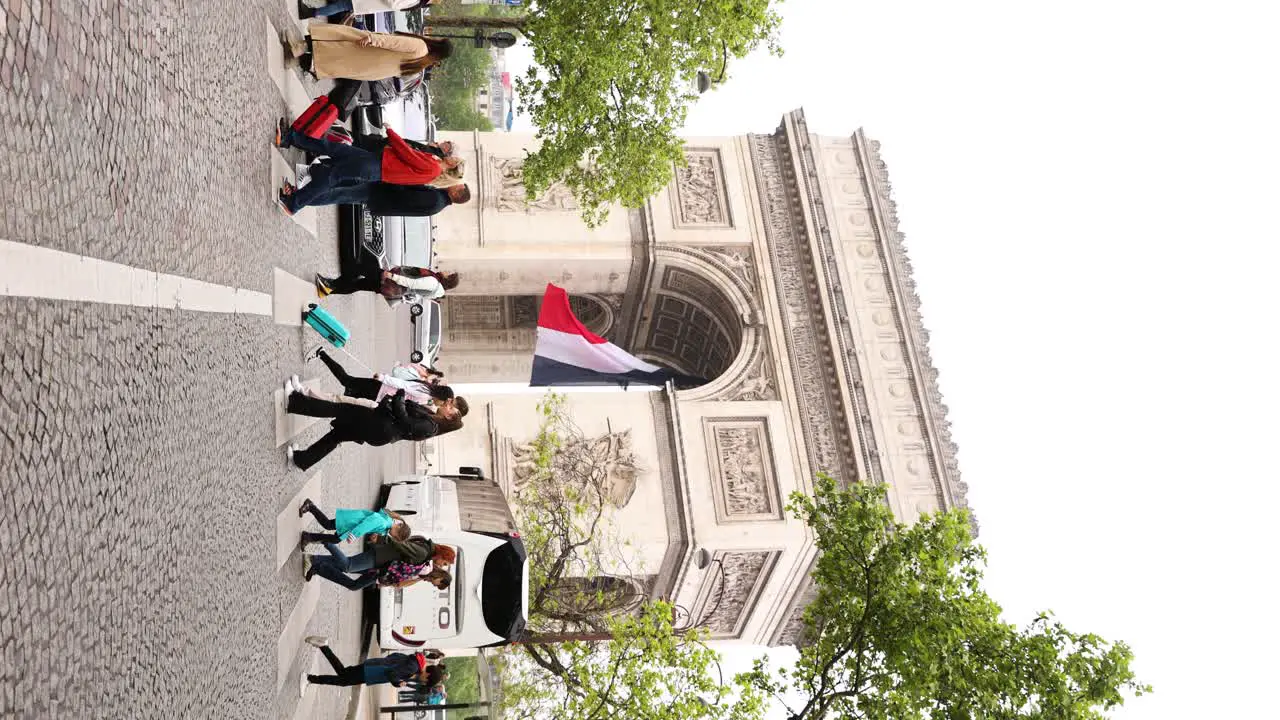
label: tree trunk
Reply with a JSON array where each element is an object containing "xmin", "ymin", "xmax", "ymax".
[
  {"xmin": 426, "ymin": 15, "xmax": 529, "ymax": 31},
  {"xmin": 524, "ymin": 630, "xmax": 615, "ymax": 643}
]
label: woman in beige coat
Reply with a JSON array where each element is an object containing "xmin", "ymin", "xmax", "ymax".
[{"xmin": 289, "ymin": 25, "xmax": 451, "ymax": 82}]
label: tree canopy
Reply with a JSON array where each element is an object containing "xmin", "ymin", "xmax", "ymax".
[
  {"xmin": 496, "ymin": 394, "xmax": 765, "ymax": 720},
  {"xmin": 428, "ymin": 0, "xmax": 784, "ymax": 226},
  {"xmin": 738, "ymin": 475, "xmax": 1150, "ymax": 720}
]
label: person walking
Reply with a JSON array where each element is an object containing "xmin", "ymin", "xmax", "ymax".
[
  {"xmin": 283, "ymin": 389, "xmax": 446, "ymax": 470},
  {"xmin": 275, "ymin": 126, "xmax": 459, "ymax": 215},
  {"xmin": 297, "ymin": 499, "xmax": 407, "ymax": 545},
  {"xmin": 365, "ymin": 183, "xmax": 471, "ymax": 217},
  {"xmin": 304, "ymin": 538, "xmax": 456, "ymax": 591},
  {"xmin": 316, "ymin": 260, "xmax": 460, "ymax": 300},
  {"xmin": 287, "ymin": 25, "xmax": 451, "ymax": 82},
  {"xmin": 300, "ymin": 351, "xmax": 452, "ymax": 407},
  {"xmin": 302, "ymin": 637, "xmax": 435, "ymax": 689},
  {"xmin": 299, "ymin": 0, "xmax": 428, "ymax": 20}
]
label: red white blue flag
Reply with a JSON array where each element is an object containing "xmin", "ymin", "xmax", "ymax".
[{"xmin": 530, "ymin": 284, "xmax": 684, "ymax": 388}]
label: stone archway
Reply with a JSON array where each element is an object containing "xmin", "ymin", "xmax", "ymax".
[{"xmin": 628, "ymin": 248, "xmax": 775, "ymax": 401}]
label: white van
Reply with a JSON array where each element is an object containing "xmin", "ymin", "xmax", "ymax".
[{"xmin": 377, "ymin": 470, "xmax": 529, "ymax": 651}]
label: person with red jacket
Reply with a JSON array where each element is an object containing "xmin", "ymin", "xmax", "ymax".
[{"xmin": 275, "ymin": 123, "xmax": 460, "ymax": 215}]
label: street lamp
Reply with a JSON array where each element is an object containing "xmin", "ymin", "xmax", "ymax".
[
  {"xmin": 695, "ymin": 41, "xmax": 730, "ymax": 94},
  {"xmin": 427, "ymin": 30, "xmax": 519, "ymax": 49},
  {"xmin": 670, "ymin": 548, "xmax": 729, "ymax": 634}
]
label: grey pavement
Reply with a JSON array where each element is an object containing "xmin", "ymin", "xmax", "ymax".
[{"xmin": 0, "ymin": 0, "xmax": 421, "ymax": 717}]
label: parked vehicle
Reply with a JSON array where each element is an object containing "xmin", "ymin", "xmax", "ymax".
[
  {"xmin": 409, "ymin": 298, "xmax": 442, "ymax": 365},
  {"xmin": 377, "ymin": 470, "xmax": 529, "ymax": 651},
  {"xmin": 337, "ymin": 100, "xmax": 434, "ymax": 274}
]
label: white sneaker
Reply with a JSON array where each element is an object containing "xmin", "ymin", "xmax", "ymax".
[
  {"xmin": 299, "ymin": 671, "xmax": 308, "ymax": 698},
  {"xmin": 287, "ymin": 444, "xmax": 300, "ymax": 469},
  {"xmin": 291, "ymin": 375, "xmax": 302, "ymax": 393},
  {"xmin": 304, "ymin": 635, "xmax": 329, "ymax": 648},
  {"xmin": 301, "ymin": 553, "xmax": 312, "ymax": 577},
  {"xmin": 284, "ymin": 378, "xmax": 294, "ymax": 396},
  {"xmin": 304, "ymin": 345, "xmax": 323, "ymax": 363}
]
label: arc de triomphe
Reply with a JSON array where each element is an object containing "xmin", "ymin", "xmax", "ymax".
[{"xmin": 427, "ymin": 109, "xmax": 969, "ymax": 646}]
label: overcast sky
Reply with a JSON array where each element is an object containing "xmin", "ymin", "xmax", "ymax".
[{"xmin": 507, "ymin": 2, "xmax": 1280, "ymax": 717}]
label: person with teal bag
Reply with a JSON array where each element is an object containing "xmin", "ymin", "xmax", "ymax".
[{"xmin": 298, "ymin": 499, "xmax": 406, "ymax": 545}]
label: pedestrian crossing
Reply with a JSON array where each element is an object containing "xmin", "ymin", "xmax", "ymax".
[
  {"xmin": 264, "ymin": 16, "xmax": 319, "ymax": 236},
  {"xmin": 0, "ymin": 239, "xmax": 275, "ymax": 314}
]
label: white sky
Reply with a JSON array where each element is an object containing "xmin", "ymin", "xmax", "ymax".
[{"xmin": 505, "ymin": 2, "xmax": 1280, "ymax": 717}]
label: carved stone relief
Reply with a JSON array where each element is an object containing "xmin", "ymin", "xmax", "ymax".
[
  {"xmin": 747, "ymin": 134, "xmax": 854, "ymax": 484},
  {"xmin": 702, "ymin": 246, "xmax": 756, "ymax": 291},
  {"xmin": 703, "ymin": 418, "xmax": 782, "ymax": 523},
  {"xmin": 490, "ymin": 157, "xmax": 580, "ymax": 212},
  {"xmin": 509, "ymin": 429, "xmax": 641, "ymax": 508},
  {"xmin": 719, "ymin": 349, "xmax": 777, "ymax": 402},
  {"xmin": 671, "ymin": 150, "xmax": 732, "ymax": 227},
  {"xmin": 695, "ymin": 550, "xmax": 780, "ymax": 638}
]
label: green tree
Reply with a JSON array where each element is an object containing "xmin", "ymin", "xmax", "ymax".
[
  {"xmin": 494, "ymin": 395, "xmax": 766, "ymax": 720},
  {"xmin": 433, "ymin": 92, "xmax": 495, "ymax": 132},
  {"xmin": 427, "ymin": 1, "xmax": 784, "ymax": 226},
  {"xmin": 500, "ymin": 603, "xmax": 765, "ymax": 720},
  {"xmin": 739, "ymin": 475, "xmax": 1151, "ymax": 720}
]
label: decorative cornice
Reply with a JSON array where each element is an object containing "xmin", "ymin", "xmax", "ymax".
[{"xmin": 851, "ymin": 129, "xmax": 973, "ymax": 527}]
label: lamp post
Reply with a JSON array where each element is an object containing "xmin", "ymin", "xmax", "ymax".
[
  {"xmin": 427, "ymin": 30, "xmax": 519, "ymax": 49},
  {"xmin": 671, "ymin": 547, "xmax": 729, "ymax": 634}
]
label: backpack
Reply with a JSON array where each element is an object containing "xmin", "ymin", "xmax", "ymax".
[{"xmin": 380, "ymin": 560, "xmax": 428, "ymax": 586}]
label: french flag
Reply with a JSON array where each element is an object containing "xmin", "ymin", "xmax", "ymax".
[{"xmin": 531, "ymin": 284, "xmax": 690, "ymax": 388}]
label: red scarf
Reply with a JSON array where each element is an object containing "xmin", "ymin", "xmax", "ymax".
[
  {"xmin": 381, "ymin": 128, "xmax": 444, "ymax": 186},
  {"xmin": 414, "ymin": 651, "xmax": 428, "ymax": 673}
]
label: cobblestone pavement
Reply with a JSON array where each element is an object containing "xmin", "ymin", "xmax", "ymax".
[{"xmin": 0, "ymin": 0, "xmax": 418, "ymax": 717}]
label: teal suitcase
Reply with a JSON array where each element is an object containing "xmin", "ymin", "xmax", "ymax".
[{"xmin": 302, "ymin": 303, "xmax": 350, "ymax": 348}]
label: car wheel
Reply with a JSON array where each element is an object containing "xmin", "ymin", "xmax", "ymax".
[
  {"xmin": 409, "ymin": 303, "xmax": 424, "ymax": 317},
  {"xmin": 410, "ymin": 351, "xmax": 423, "ymax": 364}
]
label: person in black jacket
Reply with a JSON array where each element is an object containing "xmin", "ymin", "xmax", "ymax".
[
  {"xmin": 366, "ymin": 183, "xmax": 469, "ymax": 217},
  {"xmin": 284, "ymin": 389, "xmax": 452, "ymax": 470},
  {"xmin": 303, "ymin": 636, "xmax": 433, "ymax": 689}
]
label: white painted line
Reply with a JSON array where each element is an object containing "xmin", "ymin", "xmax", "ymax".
[
  {"xmin": 274, "ymin": 268, "xmax": 319, "ymax": 327},
  {"xmin": 290, "ymin": 651, "xmax": 326, "ymax": 719},
  {"xmin": 277, "ymin": 471, "xmax": 324, "ymax": 569},
  {"xmin": 275, "ymin": 385, "xmax": 324, "ymax": 448},
  {"xmin": 265, "ymin": 17, "xmax": 317, "ymax": 118},
  {"xmin": 0, "ymin": 240, "xmax": 272, "ymax": 315},
  {"xmin": 269, "ymin": 146, "xmax": 318, "ymax": 237},
  {"xmin": 277, "ymin": 580, "xmax": 321, "ymax": 693},
  {"xmin": 287, "ymin": 0, "xmax": 313, "ymax": 35}
]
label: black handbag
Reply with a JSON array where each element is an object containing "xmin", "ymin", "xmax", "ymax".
[{"xmin": 326, "ymin": 79, "xmax": 363, "ymax": 122}]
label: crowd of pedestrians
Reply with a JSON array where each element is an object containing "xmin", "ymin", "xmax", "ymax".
[{"xmin": 274, "ymin": 0, "xmax": 475, "ymax": 706}]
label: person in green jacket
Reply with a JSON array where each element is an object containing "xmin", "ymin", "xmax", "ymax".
[{"xmin": 298, "ymin": 499, "xmax": 407, "ymax": 545}]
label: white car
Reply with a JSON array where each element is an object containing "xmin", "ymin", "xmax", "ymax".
[
  {"xmin": 378, "ymin": 472, "xmax": 529, "ymax": 651},
  {"xmin": 408, "ymin": 299, "xmax": 442, "ymax": 366}
]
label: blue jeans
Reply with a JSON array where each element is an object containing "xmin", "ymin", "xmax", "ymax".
[
  {"xmin": 285, "ymin": 131, "xmax": 381, "ymax": 211},
  {"xmin": 313, "ymin": 0, "xmax": 354, "ymax": 17},
  {"xmin": 307, "ymin": 543, "xmax": 378, "ymax": 590}
]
